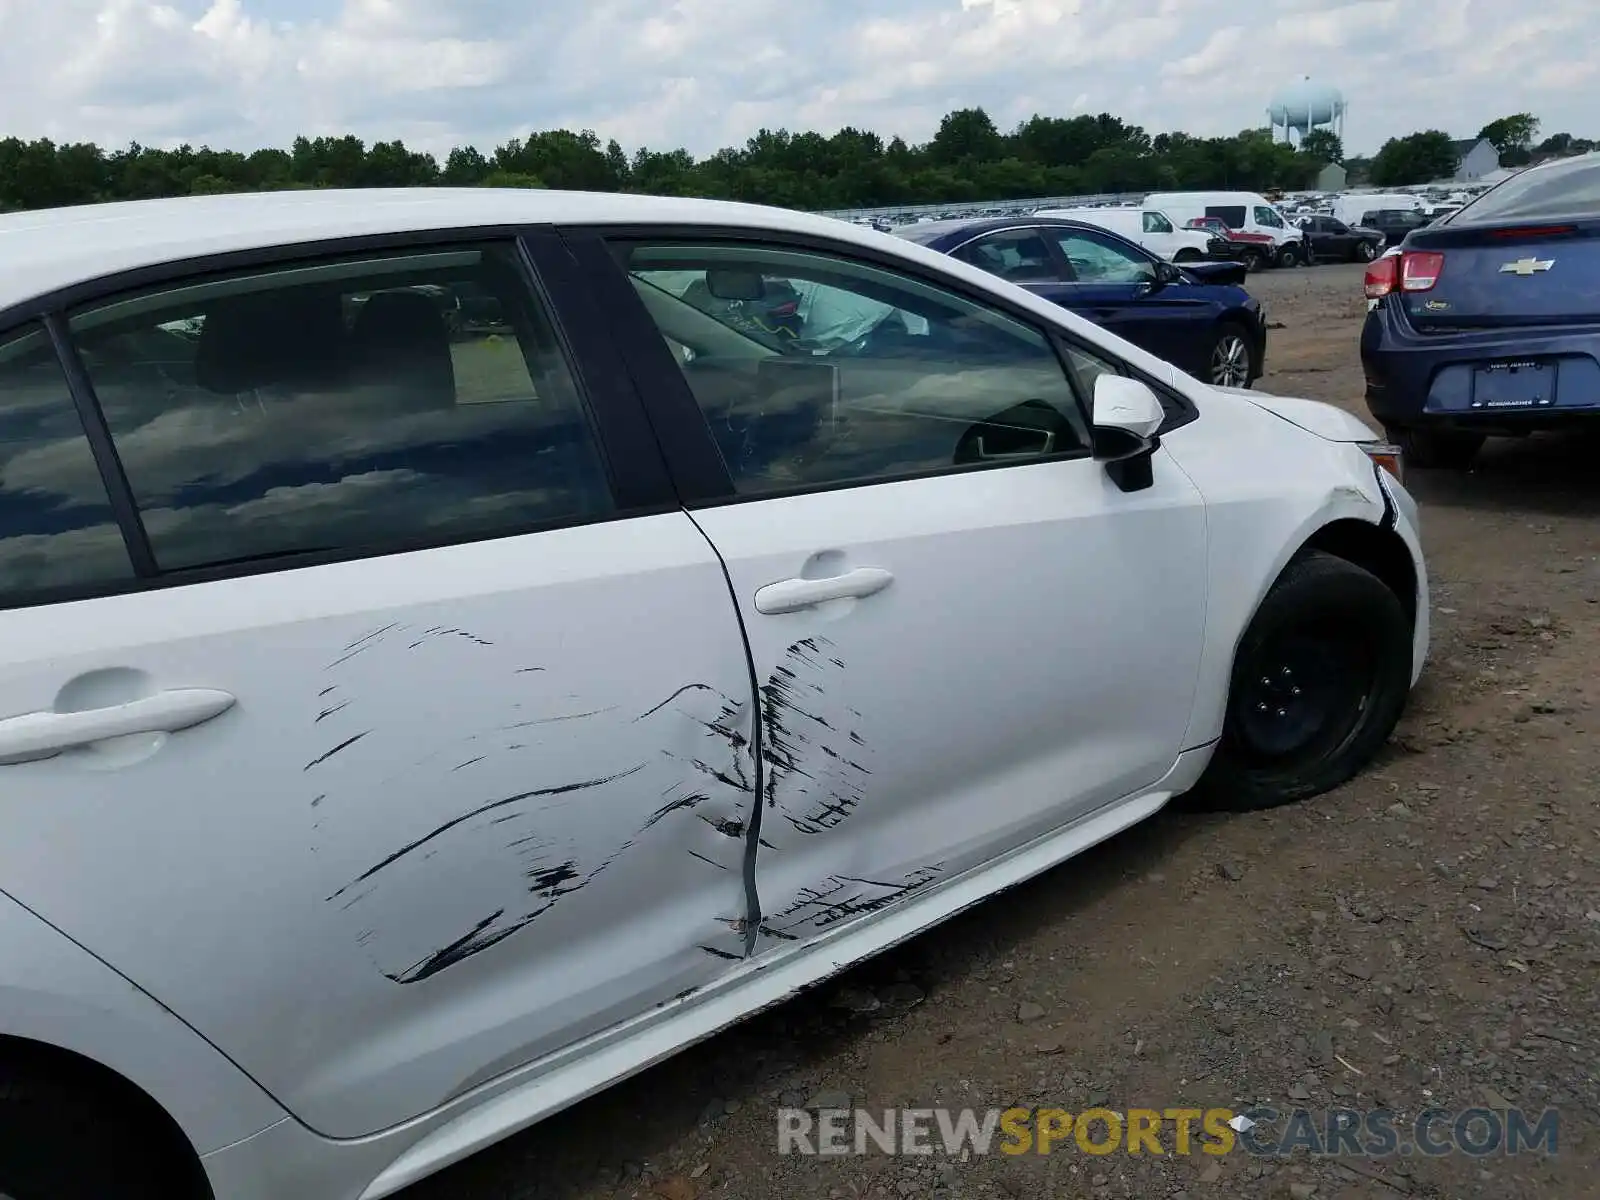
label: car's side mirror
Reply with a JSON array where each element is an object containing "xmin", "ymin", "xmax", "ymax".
[
  {"xmin": 1144, "ymin": 260, "xmax": 1182, "ymax": 294},
  {"xmin": 1091, "ymin": 375, "xmax": 1165, "ymax": 493}
]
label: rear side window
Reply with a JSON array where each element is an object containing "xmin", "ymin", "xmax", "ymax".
[
  {"xmin": 0, "ymin": 326, "xmax": 134, "ymax": 600},
  {"xmin": 952, "ymin": 230, "xmax": 1058, "ymax": 282},
  {"xmin": 68, "ymin": 245, "xmax": 614, "ymax": 574}
]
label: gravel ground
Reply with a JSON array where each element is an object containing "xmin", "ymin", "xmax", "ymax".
[{"xmin": 403, "ymin": 262, "xmax": 1600, "ymax": 1200}]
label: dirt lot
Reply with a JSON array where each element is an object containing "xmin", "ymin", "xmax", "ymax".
[{"xmin": 405, "ymin": 262, "xmax": 1600, "ymax": 1200}]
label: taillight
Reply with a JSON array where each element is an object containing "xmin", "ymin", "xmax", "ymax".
[
  {"xmin": 1400, "ymin": 250, "xmax": 1445, "ymax": 292},
  {"xmin": 1365, "ymin": 251, "xmax": 1445, "ymax": 298},
  {"xmin": 1363, "ymin": 255, "xmax": 1397, "ymax": 298}
]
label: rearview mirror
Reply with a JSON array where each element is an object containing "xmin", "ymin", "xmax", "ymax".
[{"xmin": 1092, "ymin": 375, "xmax": 1165, "ymax": 493}]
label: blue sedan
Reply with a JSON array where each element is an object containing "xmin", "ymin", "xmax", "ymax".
[
  {"xmin": 1361, "ymin": 151, "xmax": 1600, "ymax": 468},
  {"xmin": 894, "ymin": 216, "xmax": 1268, "ymax": 389}
]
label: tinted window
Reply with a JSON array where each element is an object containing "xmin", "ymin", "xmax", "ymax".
[
  {"xmin": 0, "ymin": 326, "xmax": 134, "ymax": 599},
  {"xmin": 1455, "ymin": 157, "xmax": 1600, "ymax": 224},
  {"xmin": 624, "ymin": 242, "xmax": 1091, "ymax": 496},
  {"xmin": 951, "ymin": 230, "xmax": 1058, "ymax": 283},
  {"xmin": 1206, "ymin": 205, "xmax": 1247, "ymax": 229},
  {"xmin": 1052, "ymin": 231, "xmax": 1155, "ymax": 284},
  {"xmin": 70, "ymin": 245, "xmax": 613, "ymax": 573}
]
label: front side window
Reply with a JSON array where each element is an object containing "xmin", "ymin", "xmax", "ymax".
[
  {"xmin": 1254, "ymin": 206, "xmax": 1286, "ymax": 229},
  {"xmin": 1142, "ymin": 211, "xmax": 1175, "ymax": 234},
  {"xmin": 951, "ymin": 230, "xmax": 1059, "ymax": 284},
  {"xmin": 1052, "ymin": 231, "xmax": 1156, "ymax": 285},
  {"xmin": 69, "ymin": 244, "xmax": 614, "ymax": 573},
  {"xmin": 622, "ymin": 242, "xmax": 1091, "ymax": 496},
  {"xmin": 0, "ymin": 327, "xmax": 135, "ymax": 600}
]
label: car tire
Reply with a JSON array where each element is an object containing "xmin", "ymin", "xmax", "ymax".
[
  {"xmin": 1207, "ymin": 321, "xmax": 1255, "ymax": 389},
  {"xmin": 1385, "ymin": 424, "xmax": 1485, "ymax": 469},
  {"xmin": 1173, "ymin": 249, "xmax": 1202, "ymax": 264},
  {"xmin": 1276, "ymin": 244, "xmax": 1301, "ymax": 269},
  {"xmin": 1189, "ymin": 551, "xmax": 1413, "ymax": 813},
  {"xmin": 0, "ymin": 1064, "xmax": 198, "ymax": 1200},
  {"xmin": 1354, "ymin": 240, "xmax": 1378, "ymax": 263},
  {"xmin": 1241, "ymin": 248, "xmax": 1267, "ymax": 273}
]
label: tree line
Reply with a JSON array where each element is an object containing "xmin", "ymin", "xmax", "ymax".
[{"xmin": 0, "ymin": 106, "xmax": 1586, "ymax": 216}]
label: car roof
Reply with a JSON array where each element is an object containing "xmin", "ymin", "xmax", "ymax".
[
  {"xmin": 0, "ymin": 187, "xmax": 891, "ymax": 314},
  {"xmin": 892, "ymin": 214, "xmax": 1100, "ymax": 250}
]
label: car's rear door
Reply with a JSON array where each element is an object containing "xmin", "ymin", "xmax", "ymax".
[
  {"xmin": 0, "ymin": 229, "xmax": 757, "ymax": 1138},
  {"xmin": 572, "ymin": 228, "xmax": 1208, "ymax": 955}
]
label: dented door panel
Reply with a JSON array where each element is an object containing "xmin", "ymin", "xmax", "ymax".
[
  {"xmin": 691, "ymin": 458, "xmax": 1209, "ymax": 955},
  {"xmin": 0, "ymin": 514, "xmax": 758, "ymax": 1137}
]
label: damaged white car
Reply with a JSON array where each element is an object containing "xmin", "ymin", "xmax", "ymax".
[{"xmin": 0, "ymin": 188, "xmax": 1426, "ymax": 1199}]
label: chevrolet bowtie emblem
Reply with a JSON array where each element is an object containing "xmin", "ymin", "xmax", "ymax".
[{"xmin": 1500, "ymin": 257, "xmax": 1555, "ymax": 275}]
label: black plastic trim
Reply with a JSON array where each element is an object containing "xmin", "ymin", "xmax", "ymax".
[
  {"xmin": 557, "ymin": 229, "xmax": 734, "ymax": 504},
  {"xmin": 41, "ymin": 311, "xmax": 158, "ymax": 577}
]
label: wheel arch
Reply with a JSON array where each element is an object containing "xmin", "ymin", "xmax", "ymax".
[
  {"xmin": 1299, "ymin": 518, "xmax": 1419, "ymax": 630},
  {"xmin": 0, "ymin": 1034, "xmax": 213, "ymax": 1199}
]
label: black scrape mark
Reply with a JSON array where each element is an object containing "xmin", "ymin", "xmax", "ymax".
[
  {"xmin": 759, "ymin": 638, "xmax": 868, "ymax": 836},
  {"xmin": 766, "ymin": 867, "xmax": 943, "ymax": 936},
  {"xmin": 327, "ymin": 765, "xmax": 646, "ymax": 900},
  {"xmin": 453, "ymin": 756, "xmax": 486, "ymax": 772},
  {"xmin": 700, "ymin": 945, "xmax": 741, "ymax": 960},
  {"xmin": 526, "ymin": 860, "xmax": 580, "ymax": 894},
  {"xmin": 635, "ymin": 682, "xmax": 716, "ymax": 722},
  {"xmin": 304, "ymin": 731, "xmax": 369, "ymax": 771},
  {"xmin": 701, "ymin": 815, "xmax": 745, "ymax": 839},
  {"xmin": 642, "ymin": 792, "xmax": 710, "ymax": 830},
  {"xmin": 757, "ymin": 922, "xmax": 798, "ymax": 940},
  {"xmin": 311, "ymin": 794, "xmax": 326, "ymax": 808},
  {"xmin": 502, "ymin": 707, "xmax": 616, "ymax": 729},
  {"xmin": 316, "ymin": 700, "xmax": 349, "ymax": 723},
  {"xmin": 318, "ymin": 685, "xmax": 338, "ymax": 698},
  {"xmin": 384, "ymin": 908, "xmax": 509, "ymax": 984},
  {"xmin": 325, "ymin": 623, "xmax": 398, "ymax": 670},
  {"xmin": 687, "ymin": 849, "xmax": 729, "ymax": 871},
  {"xmin": 408, "ymin": 626, "xmax": 494, "ymax": 650},
  {"xmin": 343, "ymin": 622, "xmax": 398, "ymax": 653}
]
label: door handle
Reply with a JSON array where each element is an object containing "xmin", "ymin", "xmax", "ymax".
[
  {"xmin": 0, "ymin": 688, "xmax": 236, "ymax": 760},
  {"xmin": 754, "ymin": 567, "xmax": 894, "ymax": 615}
]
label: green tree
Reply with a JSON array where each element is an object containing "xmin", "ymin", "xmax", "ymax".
[
  {"xmin": 1369, "ymin": 130, "xmax": 1459, "ymax": 187},
  {"xmin": 929, "ymin": 108, "xmax": 1004, "ymax": 165},
  {"xmin": 1299, "ymin": 128, "xmax": 1344, "ymax": 165},
  {"xmin": 1477, "ymin": 113, "xmax": 1540, "ymax": 165}
]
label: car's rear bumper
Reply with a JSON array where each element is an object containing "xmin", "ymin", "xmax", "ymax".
[{"xmin": 1361, "ymin": 299, "xmax": 1600, "ymax": 431}]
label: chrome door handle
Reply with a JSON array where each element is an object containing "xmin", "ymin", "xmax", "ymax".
[
  {"xmin": 0, "ymin": 688, "xmax": 236, "ymax": 761},
  {"xmin": 754, "ymin": 568, "xmax": 894, "ymax": 615}
]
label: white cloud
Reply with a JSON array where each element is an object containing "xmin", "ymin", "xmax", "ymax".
[{"xmin": 0, "ymin": 0, "xmax": 1595, "ymax": 157}]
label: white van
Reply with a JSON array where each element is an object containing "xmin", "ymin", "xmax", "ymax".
[
  {"xmin": 1032, "ymin": 205, "xmax": 1215, "ymax": 263},
  {"xmin": 1331, "ymin": 193, "xmax": 1422, "ymax": 228},
  {"xmin": 1144, "ymin": 191, "xmax": 1306, "ymax": 267}
]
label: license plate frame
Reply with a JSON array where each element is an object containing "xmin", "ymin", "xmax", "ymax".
[{"xmin": 1469, "ymin": 359, "xmax": 1558, "ymax": 411}]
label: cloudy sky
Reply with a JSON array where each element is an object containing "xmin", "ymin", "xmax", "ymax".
[{"xmin": 1, "ymin": 0, "xmax": 1594, "ymax": 160}]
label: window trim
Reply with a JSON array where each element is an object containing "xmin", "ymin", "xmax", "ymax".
[
  {"xmin": 577, "ymin": 223, "xmax": 1149, "ymax": 508},
  {"xmin": 950, "ymin": 226, "xmax": 1068, "ymax": 285},
  {"xmin": 0, "ymin": 224, "xmax": 678, "ymax": 613}
]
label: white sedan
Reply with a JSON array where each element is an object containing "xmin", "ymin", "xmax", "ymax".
[{"xmin": 0, "ymin": 187, "xmax": 1427, "ymax": 1199}]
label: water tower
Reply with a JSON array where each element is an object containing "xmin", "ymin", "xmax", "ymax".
[{"xmin": 1267, "ymin": 77, "xmax": 1346, "ymax": 145}]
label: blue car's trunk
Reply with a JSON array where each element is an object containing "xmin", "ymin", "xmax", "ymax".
[{"xmin": 1400, "ymin": 218, "xmax": 1600, "ymax": 330}]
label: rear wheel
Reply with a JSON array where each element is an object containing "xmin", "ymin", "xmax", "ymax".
[
  {"xmin": 1242, "ymin": 248, "xmax": 1267, "ymax": 273},
  {"xmin": 1189, "ymin": 551, "xmax": 1413, "ymax": 812},
  {"xmin": 1354, "ymin": 240, "xmax": 1378, "ymax": 263},
  {"xmin": 0, "ymin": 1062, "xmax": 199, "ymax": 1200},
  {"xmin": 1385, "ymin": 424, "xmax": 1485, "ymax": 469},
  {"xmin": 1207, "ymin": 322, "xmax": 1254, "ymax": 389}
]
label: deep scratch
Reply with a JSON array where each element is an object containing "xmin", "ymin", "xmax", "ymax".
[
  {"xmin": 452, "ymin": 756, "xmax": 486, "ymax": 772},
  {"xmin": 687, "ymin": 848, "xmax": 729, "ymax": 870},
  {"xmin": 316, "ymin": 700, "xmax": 350, "ymax": 723},
  {"xmin": 635, "ymin": 682, "xmax": 716, "ymax": 722},
  {"xmin": 304, "ymin": 731, "xmax": 369, "ymax": 771},
  {"xmin": 327, "ymin": 764, "xmax": 647, "ymax": 900}
]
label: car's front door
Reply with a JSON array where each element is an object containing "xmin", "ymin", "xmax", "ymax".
[
  {"xmin": 0, "ymin": 236, "xmax": 757, "ymax": 1138},
  {"xmin": 602, "ymin": 234, "xmax": 1208, "ymax": 954}
]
